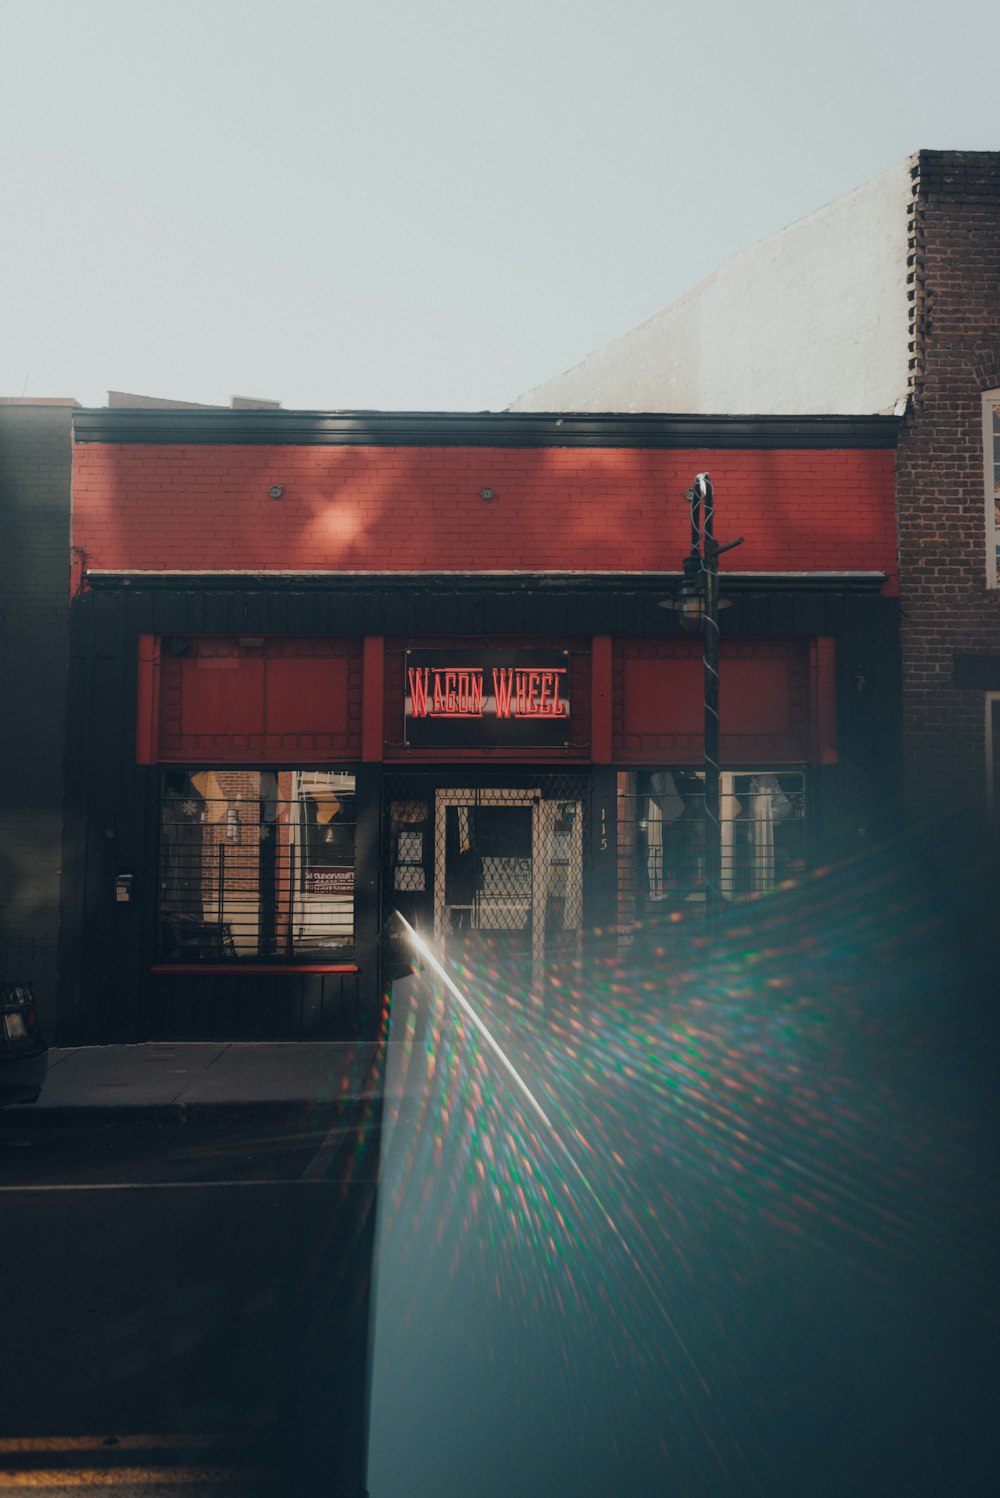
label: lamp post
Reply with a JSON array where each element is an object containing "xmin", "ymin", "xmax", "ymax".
[{"xmin": 663, "ymin": 473, "xmax": 743, "ymax": 919}]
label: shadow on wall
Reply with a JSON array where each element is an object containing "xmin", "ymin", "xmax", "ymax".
[{"xmin": 70, "ymin": 439, "xmax": 898, "ymax": 579}]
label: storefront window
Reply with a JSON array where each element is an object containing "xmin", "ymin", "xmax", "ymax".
[
  {"xmin": 159, "ymin": 769, "xmax": 356, "ymax": 961},
  {"xmin": 617, "ymin": 769, "xmax": 806, "ymax": 926}
]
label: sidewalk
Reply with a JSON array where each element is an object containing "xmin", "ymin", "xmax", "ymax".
[{"xmin": 13, "ymin": 1041, "xmax": 384, "ymax": 1124}]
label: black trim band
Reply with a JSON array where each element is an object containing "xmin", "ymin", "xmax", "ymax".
[
  {"xmin": 84, "ymin": 570, "xmax": 889, "ymax": 595},
  {"xmin": 72, "ymin": 408, "xmax": 901, "ymax": 450}
]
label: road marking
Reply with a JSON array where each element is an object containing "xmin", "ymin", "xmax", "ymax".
[
  {"xmin": 0, "ymin": 1179, "xmax": 340, "ymax": 1193},
  {"xmin": 0, "ymin": 1437, "xmax": 263, "ymax": 1489},
  {"xmin": 0, "ymin": 1466, "xmax": 253, "ymax": 1487},
  {"xmin": 0, "ymin": 1438, "xmax": 226, "ymax": 1453}
]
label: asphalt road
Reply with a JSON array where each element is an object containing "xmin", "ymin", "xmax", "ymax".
[{"xmin": 0, "ymin": 1114, "xmax": 380, "ymax": 1497}]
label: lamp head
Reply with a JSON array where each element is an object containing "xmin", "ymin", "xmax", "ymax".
[
  {"xmin": 674, "ymin": 574, "xmax": 707, "ymax": 633},
  {"xmin": 658, "ymin": 553, "xmax": 733, "ymax": 630},
  {"xmin": 658, "ymin": 554, "xmax": 707, "ymax": 631}
]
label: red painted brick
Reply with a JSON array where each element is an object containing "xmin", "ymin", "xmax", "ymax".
[{"xmin": 72, "ymin": 444, "xmax": 897, "ymax": 580}]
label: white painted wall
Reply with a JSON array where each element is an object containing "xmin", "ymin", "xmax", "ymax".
[{"xmin": 509, "ymin": 158, "xmax": 914, "ymax": 416}]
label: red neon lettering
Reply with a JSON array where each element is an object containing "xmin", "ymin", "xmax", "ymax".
[
  {"xmin": 513, "ymin": 671, "xmax": 528, "ymax": 716},
  {"xmin": 414, "ymin": 663, "xmax": 565, "ymax": 719},
  {"xmin": 517, "ymin": 667, "xmax": 568, "ymax": 717},
  {"xmin": 493, "ymin": 668, "xmax": 515, "ymax": 718},
  {"xmin": 452, "ymin": 671, "xmax": 475, "ymax": 714},
  {"xmin": 416, "ymin": 667, "xmax": 489, "ymax": 717},
  {"xmin": 408, "ymin": 667, "xmax": 430, "ymax": 717}
]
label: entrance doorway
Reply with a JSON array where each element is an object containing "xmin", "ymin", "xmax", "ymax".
[{"xmin": 385, "ymin": 775, "xmax": 588, "ymax": 980}]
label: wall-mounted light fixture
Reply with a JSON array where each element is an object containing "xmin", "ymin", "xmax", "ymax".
[
  {"xmin": 479, "ymin": 487, "xmax": 497, "ymax": 501},
  {"xmin": 268, "ymin": 485, "xmax": 284, "ymax": 500}
]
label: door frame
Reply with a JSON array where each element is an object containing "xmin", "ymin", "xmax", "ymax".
[{"xmin": 433, "ymin": 788, "xmax": 545, "ymax": 965}]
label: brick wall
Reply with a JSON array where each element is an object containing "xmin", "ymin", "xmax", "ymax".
[
  {"xmin": 72, "ymin": 443, "xmax": 897, "ymax": 579},
  {"xmin": 897, "ymin": 152, "xmax": 1000, "ymax": 831},
  {"xmin": 0, "ymin": 403, "xmax": 73, "ymax": 1030}
]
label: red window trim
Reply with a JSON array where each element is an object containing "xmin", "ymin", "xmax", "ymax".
[{"xmin": 151, "ymin": 963, "xmax": 360, "ymax": 975}]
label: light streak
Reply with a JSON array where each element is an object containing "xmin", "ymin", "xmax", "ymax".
[
  {"xmin": 393, "ymin": 911, "xmax": 765, "ymax": 1496},
  {"xmin": 395, "ymin": 915, "xmax": 557, "ymax": 1135}
]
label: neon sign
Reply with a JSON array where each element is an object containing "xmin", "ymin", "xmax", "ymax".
[
  {"xmin": 408, "ymin": 666, "xmax": 567, "ymax": 720},
  {"xmin": 404, "ymin": 649, "xmax": 571, "ymax": 747}
]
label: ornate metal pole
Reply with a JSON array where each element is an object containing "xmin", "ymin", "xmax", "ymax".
[
  {"xmin": 685, "ymin": 474, "xmax": 743, "ymax": 920},
  {"xmin": 699, "ymin": 475, "xmax": 722, "ymax": 919}
]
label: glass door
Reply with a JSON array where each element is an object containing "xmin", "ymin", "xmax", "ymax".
[
  {"xmin": 432, "ymin": 787, "xmax": 586, "ymax": 977},
  {"xmin": 434, "ymin": 790, "xmax": 541, "ymax": 964}
]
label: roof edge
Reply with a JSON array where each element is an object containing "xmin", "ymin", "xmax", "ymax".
[{"xmin": 72, "ymin": 408, "xmax": 901, "ymax": 450}]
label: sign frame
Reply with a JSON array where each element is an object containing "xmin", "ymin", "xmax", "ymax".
[{"xmin": 404, "ymin": 648, "xmax": 572, "ymax": 749}]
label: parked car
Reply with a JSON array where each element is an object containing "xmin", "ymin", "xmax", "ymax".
[{"xmin": 0, "ymin": 983, "xmax": 48, "ymax": 1106}]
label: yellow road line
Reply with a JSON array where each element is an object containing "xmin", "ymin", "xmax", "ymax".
[
  {"xmin": 0, "ymin": 1437, "xmax": 228, "ymax": 1454},
  {"xmin": 0, "ymin": 1436, "xmax": 263, "ymax": 1486},
  {"xmin": 0, "ymin": 1468, "xmax": 255, "ymax": 1488},
  {"xmin": 0, "ymin": 1181, "xmax": 326, "ymax": 1193}
]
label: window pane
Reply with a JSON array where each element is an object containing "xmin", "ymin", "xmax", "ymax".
[
  {"xmin": 159, "ymin": 769, "xmax": 356, "ymax": 961},
  {"xmin": 616, "ymin": 768, "xmax": 806, "ymax": 929},
  {"xmin": 722, "ymin": 772, "xmax": 806, "ymax": 898}
]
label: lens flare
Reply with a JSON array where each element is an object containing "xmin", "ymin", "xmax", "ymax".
[
  {"xmin": 395, "ymin": 910, "xmax": 765, "ymax": 1494},
  {"xmin": 370, "ymin": 843, "xmax": 997, "ymax": 1498}
]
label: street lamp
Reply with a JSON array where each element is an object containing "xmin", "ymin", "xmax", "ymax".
[{"xmin": 660, "ymin": 473, "xmax": 743, "ymax": 918}]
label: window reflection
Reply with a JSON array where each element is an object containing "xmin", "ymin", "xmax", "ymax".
[
  {"xmin": 159, "ymin": 770, "xmax": 357, "ymax": 961},
  {"xmin": 617, "ymin": 768, "xmax": 806, "ymax": 927}
]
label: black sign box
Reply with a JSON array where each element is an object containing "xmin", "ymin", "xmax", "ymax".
[{"xmin": 404, "ymin": 648, "xmax": 571, "ymax": 748}]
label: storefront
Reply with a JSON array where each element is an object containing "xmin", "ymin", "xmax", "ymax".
[{"xmin": 59, "ymin": 409, "xmax": 901, "ymax": 1043}]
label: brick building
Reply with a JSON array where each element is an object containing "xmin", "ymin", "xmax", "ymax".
[
  {"xmin": 62, "ymin": 406, "xmax": 899, "ymax": 1043},
  {"xmin": 0, "ymin": 399, "xmax": 74, "ymax": 1023},
  {"xmin": 512, "ymin": 150, "xmax": 1000, "ymax": 843},
  {"xmin": 898, "ymin": 154, "xmax": 1000, "ymax": 834}
]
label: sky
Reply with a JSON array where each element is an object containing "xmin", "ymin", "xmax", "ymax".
[{"xmin": 1, "ymin": 0, "xmax": 998, "ymax": 412}]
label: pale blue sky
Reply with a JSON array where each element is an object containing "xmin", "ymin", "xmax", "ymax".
[{"xmin": 2, "ymin": 0, "xmax": 997, "ymax": 410}]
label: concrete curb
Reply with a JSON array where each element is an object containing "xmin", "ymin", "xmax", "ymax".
[
  {"xmin": 4, "ymin": 1041, "xmax": 388, "ymax": 1126},
  {"xmin": 2, "ymin": 1095, "xmax": 383, "ymax": 1128}
]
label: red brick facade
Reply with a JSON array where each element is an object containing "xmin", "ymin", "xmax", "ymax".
[{"xmin": 72, "ymin": 443, "xmax": 897, "ymax": 580}]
